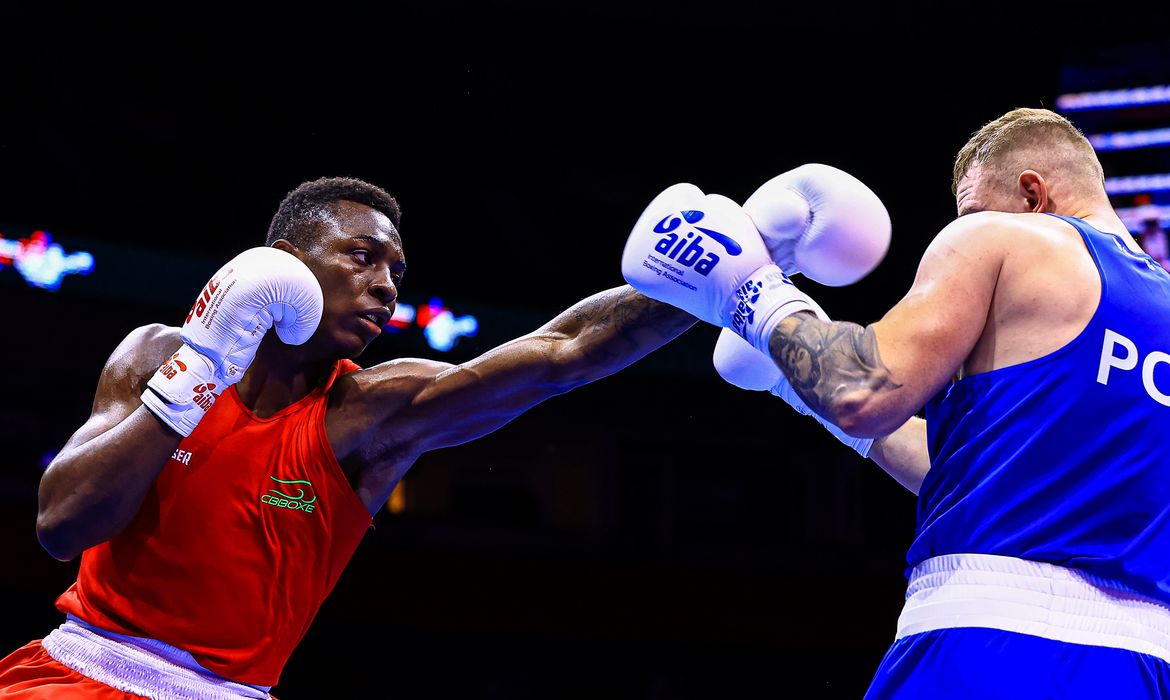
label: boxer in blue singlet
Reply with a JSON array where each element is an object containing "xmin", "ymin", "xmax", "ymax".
[{"xmin": 714, "ymin": 107, "xmax": 1170, "ymax": 698}]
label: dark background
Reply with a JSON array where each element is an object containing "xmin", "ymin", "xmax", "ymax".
[{"xmin": 3, "ymin": 3, "xmax": 1170, "ymax": 698}]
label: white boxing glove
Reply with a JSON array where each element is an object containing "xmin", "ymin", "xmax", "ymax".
[
  {"xmin": 712, "ymin": 327, "xmax": 874, "ymax": 458},
  {"xmin": 622, "ymin": 183, "xmax": 821, "ymax": 350},
  {"xmin": 141, "ymin": 247, "xmax": 324, "ymax": 436},
  {"xmin": 743, "ymin": 163, "xmax": 890, "ymax": 286}
]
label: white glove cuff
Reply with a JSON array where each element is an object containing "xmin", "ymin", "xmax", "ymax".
[
  {"xmin": 770, "ymin": 376, "xmax": 874, "ymax": 459},
  {"xmin": 728, "ymin": 263, "xmax": 820, "ymax": 355},
  {"xmin": 145, "ymin": 344, "xmax": 218, "ymax": 405},
  {"xmin": 140, "ymin": 388, "xmax": 205, "ymax": 437},
  {"xmin": 141, "ymin": 344, "xmax": 222, "ymax": 437}
]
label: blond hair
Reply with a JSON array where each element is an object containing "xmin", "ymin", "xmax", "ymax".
[{"xmin": 951, "ymin": 107, "xmax": 1104, "ymax": 196}]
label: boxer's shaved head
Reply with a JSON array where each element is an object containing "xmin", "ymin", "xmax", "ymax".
[
  {"xmin": 266, "ymin": 177, "xmax": 401, "ymax": 250},
  {"xmin": 952, "ymin": 108, "xmax": 1105, "ymax": 199}
]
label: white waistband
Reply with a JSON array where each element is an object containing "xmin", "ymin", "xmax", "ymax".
[
  {"xmin": 897, "ymin": 553, "xmax": 1170, "ymax": 663},
  {"xmin": 42, "ymin": 619, "xmax": 270, "ymax": 699}
]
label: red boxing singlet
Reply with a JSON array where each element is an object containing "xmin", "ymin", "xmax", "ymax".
[{"xmin": 56, "ymin": 360, "xmax": 372, "ymax": 686}]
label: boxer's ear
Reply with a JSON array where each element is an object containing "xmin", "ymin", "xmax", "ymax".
[
  {"xmin": 270, "ymin": 239, "xmax": 306, "ymax": 263},
  {"xmin": 1018, "ymin": 170, "xmax": 1049, "ymax": 213}
]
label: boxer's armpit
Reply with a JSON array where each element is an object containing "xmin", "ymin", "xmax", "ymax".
[{"xmin": 768, "ymin": 312, "xmax": 901, "ymax": 421}]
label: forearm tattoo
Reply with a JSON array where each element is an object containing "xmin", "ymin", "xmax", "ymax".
[
  {"xmin": 768, "ymin": 312, "xmax": 900, "ymax": 419},
  {"xmin": 611, "ymin": 288, "xmax": 696, "ymax": 339},
  {"xmin": 563, "ymin": 287, "xmax": 695, "ymax": 367}
]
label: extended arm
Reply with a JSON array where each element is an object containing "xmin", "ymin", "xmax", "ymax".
[
  {"xmin": 37, "ymin": 325, "xmax": 183, "ymax": 561},
  {"xmin": 365, "ymin": 285, "xmax": 695, "ymax": 454}
]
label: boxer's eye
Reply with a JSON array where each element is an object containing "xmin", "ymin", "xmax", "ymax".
[{"xmin": 352, "ymin": 250, "xmax": 371, "ymax": 264}]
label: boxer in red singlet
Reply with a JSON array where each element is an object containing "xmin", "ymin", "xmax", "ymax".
[{"xmin": 0, "ymin": 177, "xmax": 697, "ymax": 698}]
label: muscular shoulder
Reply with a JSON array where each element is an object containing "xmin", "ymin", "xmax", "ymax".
[
  {"xmin": 909, "ymin": 213, "xmax": 1012, "ymax": 289},
  {"xmin": 331, "ymin": 356, "xmax": 455, "ymax": 412},
  {"xmin": 325, "ymin": 356, "xmax": 456, "ymax": 463},
  {"xmin": 920, "ymin": 212, "xmax": 1088, "ymax": 281},
  {"xmin": 120, "ymin": 325, "xmax": 182, "ymax": 369},
  {"xmin": 928, "ymin": 211, "xmax": 1019, "ymax": 251},
  {"xmin": 934, "ymin": 211, "xmax": 1080, "ymax": 251},
  {"xmin": 953, "ymin": 214, "xmax": 1100, "ymax": 375},
  {"xmin": 85, "ymin": 324, "xmax": 184, "ymax": 417},
  {"xmin": 127, "ymin": 323, "xmax": 183, "ymax": 356},
  {"xmin": 345, "ymin": 357, "xmax": 454, "ymax": 388}
]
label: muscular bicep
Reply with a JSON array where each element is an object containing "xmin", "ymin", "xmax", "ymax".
[
  {"xmin": 879, "ymin": 220, "xmax": 999, "ymax": 382},
  {"xmin": 38, "ymin": 325, "xmax": 186, "ymax": 560},
  {"xmin": 58, "ymin": 324, "xmax": 180, "ymax": 454},
  {"xmin": 866, "ymin": 217, "xmax": 1003, "ymax": 425}
]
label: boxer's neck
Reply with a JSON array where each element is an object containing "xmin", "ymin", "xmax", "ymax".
[
  {"xmin": 1062, "ymin": 197, "xmax": 1133, "ymax": 246},
  {"xmin": 234, "ymin": 334, "xmax": 333, "ymax": 418}
]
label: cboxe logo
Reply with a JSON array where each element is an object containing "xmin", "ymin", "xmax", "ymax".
[
  {"xmin": 260, "ymin": 476, "xmax": 318, "ymax": 514},
  {"xmin": 652, "ymin": 210, "xmax": 742, "ymax": 277}
]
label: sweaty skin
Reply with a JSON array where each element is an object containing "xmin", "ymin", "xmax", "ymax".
[
  {"xmin": 37, "ymin": 200, "xmax": 696, "ymax": 559},
  {"xmin": 764, "ymin": 164, "xmax": 1130, "ymax": 491}
]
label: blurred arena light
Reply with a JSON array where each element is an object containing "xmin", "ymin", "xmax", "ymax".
[
  {"xmin": 1056, "ymin": 85, "xmax": 1170, "ymax": 111},
  {"xmin": 1105, "ymin": 173, "xmax": 1170, "ymax": 195},
  {"xmin": 1089, "ymin": 127, "xmax": 1170, "ymax": 152},
  {"xmin": 0, "ymin": 230, "xmax": 94, "ymax": 291},
  {"xmin": 383, "ymin": 297, "xmax": 479, "ymax": 353}
]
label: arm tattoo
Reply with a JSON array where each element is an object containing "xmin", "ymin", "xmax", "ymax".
[
  {"xmin": 558, "ymin": 286, "xmax": 696, "ymax": 369},
  {"xmin": 609, "ymin": 287, "xmax": 695, "ymax": 341},
  {"xmin": 569, "ymin": 295, "xmax": 612, "ymax": 328},
  {"xmin": 768, "ymin": 312, "xmax": 901, "ymax": 419}
]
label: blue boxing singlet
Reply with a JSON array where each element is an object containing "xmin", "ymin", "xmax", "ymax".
[
  {"xmin": 865, "ymin": 214, "xmax": 1170, "ymax": 700},
  {"xmin": 909, "ymin": 214, "xmax": 1170, "ymax": 604}
]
